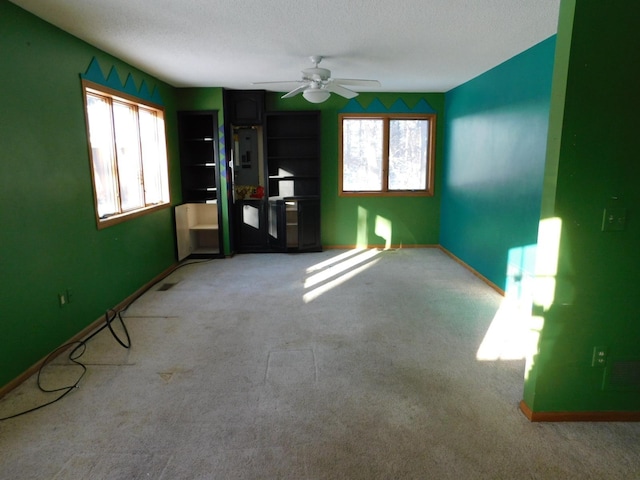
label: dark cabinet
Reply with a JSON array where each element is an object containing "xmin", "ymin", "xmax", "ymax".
[
  {"xmin": 265, "ymin": 111, "xmax": 321, "ymax": 252},
  {"xmin": 225, "ymin": 90, "xmax": 265, "ymax": 126},
  {"xmin": 269, "ymin": 198, "xmax": 321, "ymax": 252},
  {"xmin": 222, "ymin": 94, "xmax": 322, "ymax": 253},
  {"xmin": 176, "ymin": 110, "xmax": 223, "ymax": 259},
  {"xmin": 223, "ymin": 90, "xmax": 266, "ymax": 253},
  {"xmin": 265, "ymin": 111, "xmax": 320, "ymax": 198}
]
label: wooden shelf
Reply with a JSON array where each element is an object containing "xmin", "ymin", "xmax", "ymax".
[
  {"xmin": 190, "ymin": 224, "xmax": 219, "ymax": 231},
  {"xmin": 176, "ymin": 110, "xmax": 223, "ymax": 259}
]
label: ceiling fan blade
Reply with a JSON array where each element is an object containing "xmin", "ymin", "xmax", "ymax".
[
  {"xmin": 325, "ymin": 83, "xmax": 358, "ymax": 99},
  {"xmin": 332, "ymin": 78, "xmax": 381, "ymax": 87},
  {"xmin": 281, "ymin": 84, "xmax": 309, "ymax": 98}
]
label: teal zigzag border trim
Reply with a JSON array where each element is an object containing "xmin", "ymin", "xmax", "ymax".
[
  {"xmin": 81, "ymin": 57, "xmax": 163, "ymax": 105},
  {"xmin": 218, "ymin": 124, "xmax": 227, "ymax": 176},
  {"xmin": 340, "ymin": 97, "xmax": 436, "ymax": 114}
]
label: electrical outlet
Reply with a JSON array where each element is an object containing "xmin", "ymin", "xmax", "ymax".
[
  {"xmin": 592, "ymin": 346, "xmax": 608, "ymax": 367},
  {"xmin": 58, "ymin": 293, "xmax": 67, "ymax": 307}
]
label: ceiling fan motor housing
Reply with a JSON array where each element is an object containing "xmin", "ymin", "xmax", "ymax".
[{"xmin": 303, "ymin": 67, "xmax": 331, "ymax": 82}]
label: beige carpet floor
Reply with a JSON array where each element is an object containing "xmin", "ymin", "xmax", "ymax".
[{"xmin": 1, "ymin": 248, "xmax": 639, "ymax": 479}]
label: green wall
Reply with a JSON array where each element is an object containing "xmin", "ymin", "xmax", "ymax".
[
  {"xmin": 267, "ymin": 92, "xmax": 445, "ymax": 248},
  {"xmin": 523, "ymin": 0, "xmax": 640, "ymax": 413},
  {"xmin": 0, "ymin": 1, "xmax": 181, "ymax": 388},
  {"xmin": 440, "ymin": 36, "xmax": 557, "ymax": 290}
]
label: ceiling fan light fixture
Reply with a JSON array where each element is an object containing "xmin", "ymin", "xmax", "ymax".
[
  {"xmin": 302, "ymin": 88, "xmax": 331, "ymax": 103},
  {"xmin": 254, "ymin": 56, "xmax": 379, "ymax": 103}
]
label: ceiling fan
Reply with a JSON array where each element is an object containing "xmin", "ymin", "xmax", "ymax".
[{"xmin": 253, "ymin": 56, "xmax": 381, "ymax": 103}]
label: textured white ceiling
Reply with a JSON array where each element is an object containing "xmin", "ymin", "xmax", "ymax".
[{"xmin": 10, "ymin": 0, "xmax": 560, "ymax": 92}]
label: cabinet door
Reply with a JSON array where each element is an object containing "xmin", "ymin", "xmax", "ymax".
[
  {"xmin": 268, "ymin": 200, "xmax": 286, "ymax": 251},
  {"xmin": 175, "ymin": 204, "xmax": 191, "ymax": 261},
  {"xmin": 297, "ymin": 199, "xmax": 321, "ymax": 252},
  {"xmin": 227, "ymin": 90, "xmax": 265, "ymax": 125},
  {"xmin": 234, "ymin": 200, "xmax": 268, "ymax": 252}
]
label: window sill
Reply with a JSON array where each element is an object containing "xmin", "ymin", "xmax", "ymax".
[
  {"xmin": 339, "ymin": 190, "xmax": 434, "ymax": 198},
  {"xmin": 96, "ymin": 202, "xmax": 171, "ymax": 229}
]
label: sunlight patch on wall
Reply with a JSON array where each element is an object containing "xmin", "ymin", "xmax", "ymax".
[
  {"xmin": 476, "ymin": 219, "xmax": 562, "ymax": 372},
  {"xmin": 505, "ymin": 243, "xmax": 537, "ymax": 302},
  {"xmin": 524, "ymin": 217, "xmax": 563, "ymax": 379},
  {"xmin": 375, "ymin": 215, "xmax": 392, "ymax": 249},
  {"xmin": 532, "ymin": 217, "xmax": 562, "ymax": 312},
  {"xmin": 355, "ymin": 206, "xmax": 393, "ymax": 249},
  {"xmin": 477, "ymin": 243, "xmax": 538, "ymax": 361},
  {"xmin": 357, "ymin": 206, "xmax": 368, "ymax": 248}
]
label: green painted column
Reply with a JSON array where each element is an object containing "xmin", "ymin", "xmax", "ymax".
[{"xmin": 524, "ymin": 0, "xmax": 640, "ymax": 415}]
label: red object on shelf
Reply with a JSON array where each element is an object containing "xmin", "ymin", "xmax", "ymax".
[{"xmin": 251, "ymin": 185, "xmax": 265, "ymax": 199}]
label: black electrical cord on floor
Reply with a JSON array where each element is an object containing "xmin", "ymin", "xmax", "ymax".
[
  {"xmin": 104, "ymin": 308, "xmax": 131, "ymax": 349},
  {"xmin": 0, "ymin": 341, "xmax": 88, "ymax": 421},
  {"xmin": 0, "ymin": 257, "xmax": 211, "ymax": 421},
  {"xmin": 0, "ymin": 308, "xmax": 131, "ymax": 422}
]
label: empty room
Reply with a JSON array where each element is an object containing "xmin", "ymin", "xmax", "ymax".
[{"xmin": 1, "ymin": 0, "xmax": 639, "ymax": 478}]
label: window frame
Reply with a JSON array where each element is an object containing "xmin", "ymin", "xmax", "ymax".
[
  {"xmin": 81, "ymin": 79, "xmax": 171, "ymax": 229},
  {"xmin": 338, "ymin": 113, "xmax": 436, "ymax": 197}
]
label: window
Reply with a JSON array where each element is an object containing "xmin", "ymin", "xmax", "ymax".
[
  {"xmin": 82, "ymin": 80, "xmax": 170, "ymax": 228},
  {"xmin": 339, "ymin": 113, "xmax": 436, "ymax": 196}
]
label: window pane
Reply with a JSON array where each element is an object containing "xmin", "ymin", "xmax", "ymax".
[
  {"xmin": 342, "ymin": 119, "xmax": 383, "ymax": 191},
  {"xmin": 84, "ymin": 83, "xmax": 171, "ymax": 226},
  {"xmin": 139, "ymin": 108, "xmax": 169, "ymax": 205},
  {"xmin": 86, "ymin": 94, "xmax": 119, "ymax": 218},
  {"xmin": 113, "ymin": 101, "xmax": 144, "ymax": 211},
  {"xmin": 389, "ymin": 119, "xmax": 428, "ymax": 190}
]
